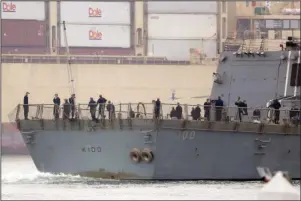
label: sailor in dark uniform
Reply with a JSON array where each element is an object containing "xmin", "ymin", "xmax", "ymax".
[
  {"xmin": 204, "ymin": 99, "xmax": 211, "ymax": 121},
  {"xmin": 23, "ymin": 92, "xmax": 30, "ymax": 120},
  {"xmin": 106, "ymin": 101, "xmax": 115, "ymax": 120},
  {"xmin": 88, "ymin": 97, "xmax": 97, "ymax": 121},
  {"xmin": 194, "ymin": 104, "xmax": 201, "ymax": 120},
  {"xmin": 170, "ymin": 107, "xmax": 176, "ymax": 119},
  {"xmin": 63, "ymin": 99, "xmax": 70, "ymax": 120},
  {"xmin": 154, "ymin": 98, "xmax": 161, "ymax": 119},
  {"xmin": 97, "ymin": 95, "xmax": 107, "ymax": 119},
  {"xmin": 269, "ymin": 99, "xmax": 281, "ymax": 124},
  {"xmin": 69, "ymin": 94, "xmax": 76, "ymax": 119},
  {"xmin": 191, "ymin": 107, "xmax": 195, "ymax": 120},
  {"xmin": 176, "ymin": 103, "xmax": 183, "ymax": 119},
  {"xmin": 235, "ymin": 97, "xmax": 244, "ymax": 122},
  {"xmin": 53, "ymin": 93, "xmax": 61, "ymax": 119},
  {"xmin": 215, "ymin": 96, "xmax": 224, "ymax": 121}
]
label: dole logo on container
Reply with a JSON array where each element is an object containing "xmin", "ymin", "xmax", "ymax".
[
  {"xmin": 89, "ymin": 29, "xmax": 102, "ymax": 40},
  {"xmin": 2, "ymin": 2, "xmax": 17, "ymax": 12},
  {"xmin": 88, "ymin": 7, "xmax": 101, "ymax": 17}
]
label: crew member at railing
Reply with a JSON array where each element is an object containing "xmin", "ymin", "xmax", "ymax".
[
  {"xmin": 69, "ymin": 94, "xmax": 76, "ymax": 120},
  {"xmin": 204, "ymin": 99, "xmax": 211, "ymax": 121},
  {"xmin": 53, "ymin": 93, "xmax": 61, "ymax": 119},
  {"xmin": 106, "ymin": 101, "xmax": 115, "ymax": 120},
  {"xmin": 63, "ymin": 99, "xmax": 70, "ymax": 120},
  {"xmin": 176, "ymin": 103, "xmax": 183, "ymax": 119},
  {"xmin": 268, "ymin": 99, "xmax": 281, "ymax": 124},
  {"xmin": 170, "ymin": 107, "xmax": 177, "ymax": 119},
  {"xmin": 23, "ymin": 92, "xmax": 30, "ymax": 120},
  {"xmin": 215, "ymin": 96, "xmax": 224, "ymax": 121},
  {"xmin": 235, "ymin": 97, "xmax": 245, "ymax": 122},
  {"xmin": 154, "ymin": 98, "xmax": 161, "ymax": 119},
  {"xmin": 129, "ymin": 107, "xmax": 135, "ymax": 118},
  {"xmin": 88, "ymin": 97, "xmax": 97, "ymax": 121},
  {"xmin": 191, "ymin": 107, "xmax": 195, "ymax": 119},
  {"xmin": 97, "ymin": 95, "xmax": 107, "ymax": 119},
  {"xmin": 195, "ymin": 104, "xmax": 201, "ymax": 120}
]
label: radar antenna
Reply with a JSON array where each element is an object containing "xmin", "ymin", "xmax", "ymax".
[{"xmin": 62, "ymin": 21, "xmax": 75, "ymax": 95}]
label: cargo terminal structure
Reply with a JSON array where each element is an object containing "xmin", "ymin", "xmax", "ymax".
[{"xmin": 1, "ymin": 1, "xmax": 227, "ymax": 59}]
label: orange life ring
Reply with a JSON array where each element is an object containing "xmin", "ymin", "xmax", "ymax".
[
  {"xmin": 141, "ymin": 148, "xmax": 154, "ymax": 163},
  {"xmin": 129, "ymin": 148, "xmax": 141, "ymax": 163}
]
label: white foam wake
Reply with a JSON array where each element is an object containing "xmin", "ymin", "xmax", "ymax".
[{"xmin": 2, "ymin": 171, "xmax": 83, "ymax": 184}]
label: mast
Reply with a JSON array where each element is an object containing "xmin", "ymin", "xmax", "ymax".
[{"xmin": 62, "ymin": 21, "xmax": 75, "ymax": 95}]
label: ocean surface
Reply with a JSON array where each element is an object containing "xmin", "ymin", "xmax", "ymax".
[{"xmin": 1, "ymin": 155, "xmax": 300, "ymax": 200}]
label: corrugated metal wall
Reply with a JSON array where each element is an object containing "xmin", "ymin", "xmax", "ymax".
[
  {"xmin": 147, "ymin": 1, "xmax": 217, "ymax": 14},
  {"xmin": 58, "ymin": 1, "xmax": 133, "ymax": 54},
  {"xmin": 1, "ymin": 1, "xmax": 49, "ymax": 54},
  {"xmin": 146, "ymin": 1, "xmax": 218, "ymax": 60}
]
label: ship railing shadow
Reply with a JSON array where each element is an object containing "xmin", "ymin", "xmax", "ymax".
[
  {"xmin": 14, "ymin": 104, "xmax": 301, "ymax": 127},
  {"xmin": 1, "ymin": 54, "xmax": 192, "ymax": 65}
]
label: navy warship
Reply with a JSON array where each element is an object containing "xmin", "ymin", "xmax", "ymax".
[{"xmin": 11, "ymin": 37, "xmax": 300, "ymax": 180}]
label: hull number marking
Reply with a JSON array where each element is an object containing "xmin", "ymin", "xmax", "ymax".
[
  {"xmin": 181, "ymin": 131, "xmax": 195, "ymax": 140},
  {"xmin": 81, "ymin": 146, "xmax": 101, "ymax": 152}
]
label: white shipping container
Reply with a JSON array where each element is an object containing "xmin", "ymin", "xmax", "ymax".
[
  {"xmin": 60, "ymin": 24, "xmax": 131, "ymax": 48},
  {"xmin": 147, "ymin": 39, "xmax": 217, "ymax": 60},
  {"xmin": 148, "ymin": 14, "xmax": 217, "ymax": 39},
  {"xmin": 1, "ymin": 1, "xmax": 45, "ymax": 20},
  {"xmin": 147, "ymin": 1, "xmax": 217, "ymax": 14},
  {"xmin": 60, "ymin": 2, "xmax": 131, "ymax": 25}
]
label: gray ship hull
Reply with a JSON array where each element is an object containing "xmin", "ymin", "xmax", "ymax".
[{"xmin": 20, "ymin": 119, "xmax": 300, "ymax": 180}]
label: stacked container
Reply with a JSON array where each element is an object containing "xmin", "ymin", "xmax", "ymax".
[
  {"xmin": 58, "ymin": 2, "xmax": 134, "ymax": 55},
  {"xmin": 146, "ymin": 1, "xmax": 218, "ymax": 60},
  {"xmin": 1, "ymin": 1, "xmax": 48, "ymax": 54}
]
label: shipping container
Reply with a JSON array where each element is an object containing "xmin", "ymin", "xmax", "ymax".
[
  {"xmin": 147, "ymin": 1, "xmax": 217, "ymax": 14},
  {"xmin": 60, "ymin": 24, "xmax": 131, "ymax": 48},
  {"xmin": 2, "ymin": 47, "xmax": 49, "ymax": 54},
  {"xmin": 59, "ymin": 2, "xmax": 131, "ymax": 25},
  {"xmin": 1, "ymin": 1, "xmax": 45, "ymax": 20},
  {"xmin": 59, "ymin": 47, "xmax": 134, "ymax": 56},
  {"xmin": 147, "ymin": 39, "xmax": 217, "ymax": 60},
  {"xmin": 1, "ymin": 19, "xmax": 48, "ymax": 47},
  {"xmin": 148, "ymin": 14, "xmax": 217, "ymax": 39}
]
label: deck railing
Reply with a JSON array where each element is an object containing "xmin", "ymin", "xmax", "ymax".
[{"xmin": 13, "ymin": 103, "xmax": 301, "ymax": 126}]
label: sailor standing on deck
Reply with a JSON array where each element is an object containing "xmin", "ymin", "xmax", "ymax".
[
  {"xmin": 106, "ymin": 101, "xmax": 115, "ymax": 120},
  {"xmin": 88, "ymin": 97, "xmax": 97, "ymax": 121},
  {"xmin": 176, "ymin": 103, "xmax": 183, "ymax": 119},
  {"xmin": 23, "ymin": 92, "xmax": 30, "ymax": 120},
  {"xmin": 154, "ymin": 98, "xmax": 161, "ymax": 119},
  {"xmin": 69, "ymin": 94, "xmax": 76, "ymax": 120},
  {"xmin": 235, "ymin": 97, "xmax": 244, "ymax": 122},
  {"xmin": 53, "ymin": 93, "xmax": 61, "ymax": 119},
  {"xmin": 269, "ymin": 99, "xmax": 281, "ymax": 124},
  {"xmin": 63, "ymin": 99, "xmax": 71, "ymax": 120},
  {"xmin": 215, "ymin": 96, "xmax": 224, "ymax": 121},
  {"xmin": 97, "ymin": 95, "xmax": 107, "ymax": 119},
  {"xmin": 204, "ymin": 99, "xmax": 211, "ymax": 121}
]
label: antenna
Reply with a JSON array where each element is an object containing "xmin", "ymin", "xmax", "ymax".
[{"xmin": 62, "ymin": 21, "xmax": 75, "ymax": 95}]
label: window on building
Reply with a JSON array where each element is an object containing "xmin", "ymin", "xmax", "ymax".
[
  {"xmin": 290, "ymin": 63, "xmax": 301, "ymax": 87},
  {"xmin": 283, "ymin": 20, "xmax": 290, "ymax": 29},
  {"xmin": 51, "ymin": 26, "xmax": 56, "ymax": 52},
  {"xmin": 136, "ymin": 28, "xmax": 142, "ymax": 46},
  {"xmin": 290, "ymin": 20, "xmax": 299, "ymax": 29}
]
